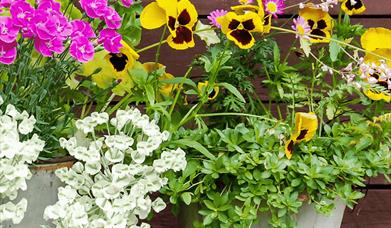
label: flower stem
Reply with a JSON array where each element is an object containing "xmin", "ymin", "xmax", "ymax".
[
  {"xmin": 270, "ymin": 26, "xmax": 391, "ymax": 62},
  {"xmin": 169, "ymin": 66, "xmax": 193, "ymax": 116},
  {"xmin": 137, "ymin": 40, "xmax": 168, "ymax": 53},
  {"xmin": 195, "ymin": 112, "xmax": 283, "ymax": 123}
]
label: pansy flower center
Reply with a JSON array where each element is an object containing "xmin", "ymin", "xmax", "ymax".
[
  {"xmin": 109, "ymin": 53, "xmax": 128, "ymax": 72},
  {"xmin": 346, "ymin": 0, "xmax": 363, "ymax": 10}
]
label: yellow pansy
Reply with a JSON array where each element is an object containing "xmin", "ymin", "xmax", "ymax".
[
  {"xmin": 140, "ymin": 0, "xmax": 198, "ymax": 50},
  {"xmin": 340, "ymin": 0, "xmax": 366, "ymax": 15},
  {"xmin": 142, "ymin": 62, "xmax": 177, "ymax": 96},
  {"xmin": 285, "ymin": 112, "xmax": 318, "ymax": 159},
  {"xmin": 360, "ymin": 28, "xmax": 391, "ymax": 102},
  {"xmin": 217, "ymin": 11, "xmax": 263, "ymax": 49},
  {"xmin": 198, "ymin": 81, "xmax": 219, "ymax": 100},
  {"xmin": 299, "ymin": 4, "xmax": 333, "ymax": 43},
  {"xmin": 263, "ymin": 14, "xmax": 272, "ymax": 33},
  {"xmin": 78, "ymin": 41, "xmax": 139, "ymax": 96}
]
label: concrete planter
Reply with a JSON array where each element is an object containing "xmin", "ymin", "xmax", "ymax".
[
  {"xmin": 180, "ymin": 199, "xmax": 346, "ymax": 228},
  {"xmin": 1, "ymin": 161, "xmax": 73, "ymax": 228}
]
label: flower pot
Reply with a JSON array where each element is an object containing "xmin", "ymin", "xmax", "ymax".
[
  {"xmin": 252, "ymin": 199, "xmax": 346, "ymax": 228},
  {"xmin": 1, "ymin": 159, "xmax": 73, "ymax": 228},
  {"xmin": 179, "ymin": 199, "xmax": 346, "ymax": 228}
]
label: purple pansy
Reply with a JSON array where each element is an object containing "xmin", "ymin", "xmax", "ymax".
[
  {"xmin": 98, "ymin": 28, "xmax": 122, "ymax": 53},
  {"xmin": 0, "ymin": 16, "xmax": 19, "ymax": 43},
  {"xmin": 102, "ymin": 7, "xmax": 122, "ymax": 29},
  {"xmin": 80, "ymin": 0, "xmax": 108, "ymax": 19},
  {"xmin": 0, "ymin": 40, "xmax": 17, "ymax": 64},
  {"xmin": 71, "ymin": 20, "xmax": 96, "ymax": 39},
  {"xmin": 70, "ymin": 37, "xmax": 94, "ymax": 62}
]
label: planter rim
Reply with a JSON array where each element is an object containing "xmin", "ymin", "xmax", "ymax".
[{"xmin": 30, "ymin": 157, "xmax": 74, "ymax": 171}]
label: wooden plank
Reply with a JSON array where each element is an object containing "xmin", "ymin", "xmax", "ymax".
[
  {"xmin": 142, "ymin": 0, "xmax": 391, "ymax": 16},
  {"xmin": 342, "ymin": 190, "xmax": 391, "ymax": 228}
]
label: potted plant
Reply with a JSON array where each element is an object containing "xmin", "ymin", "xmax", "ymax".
[{"xmin": 0, "ymin": 0, "xmax": 390, "ymax": 227}]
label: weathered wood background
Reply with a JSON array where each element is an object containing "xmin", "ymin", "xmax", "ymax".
[{"xmin": 138, "ymin": 0, "xmax": 391, "ymax": 227}]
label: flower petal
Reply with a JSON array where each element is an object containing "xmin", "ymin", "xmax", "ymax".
[
  {"xmin": 292, "ymin": 112, "xmax": 318, "ymax": 143},
  {"xmin": 167, "ymin": 26, "xmax": 195, "ymax": 50},
  {"xmin": 140, "ymin": 2, "xmax": 166, "ymax": 29},
  {"xmin": 361, "ymin": 27, "xmax": 391, "ymax": 51},
  {"xmin": 227, "ymin": 29, "xmax": 255, "ymax": 49}
]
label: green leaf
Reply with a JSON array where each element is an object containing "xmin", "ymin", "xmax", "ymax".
[
  {"xmin": 144, "ymin": 84, "xmax": 155, "ymax": 105},
  {"xmin": 181, "ymin": 192, "xmax": 192, "ymax": 205},
  {"xmin": 329, "ymin": 35, "xmax": 341, "ymax": 62},
  {"xmin": 160, "ymin": 77, "xmax": 197, "ymax": 88},
  {"xmin": 218, "ymin": 82, "xmax": 246, "ymax": 103},
  {"xmin": 273, "ymin": 42, "xmax": 280, "ymax": 65},
  {"xmin": 173, "ymin": 139, "xmax": 216, "ymax": 160}
]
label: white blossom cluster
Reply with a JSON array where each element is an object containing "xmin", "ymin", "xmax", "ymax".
[
  {"xmin": 0, "ymin": 96, "xmax": 45, "ymax": 225},
  {"xmin": 300, "ymin": 0, "xmax": 338, "ymax": 12},
  {"xmin": 44, "ymin": 108, "xmax": 187, "ymax": 228}
]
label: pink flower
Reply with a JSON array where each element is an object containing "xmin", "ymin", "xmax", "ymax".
[
  {"xmin": 10, "ymin": 0, "xmax": 35, "ymax": 38},
  {"xmin": 70, "ymin": 37, "xmax": 94, "ymax": 62},
  {"xmin": 80, "ymin": 0, "xmax": 108, "ymax": 19},
  {"xmin": 291, "ymin": 16, "xmax": 311, "ymax": 40},
  {"xmin": 207, "ymin": 9, "xmax": 227, "ymax": 28},
  {"xmin": 34, "ymin": 37, "xmax": 64, "ymax": 56},
  {"xmin": 0, "ymin": 40, "xmax": 17, "ymax": 64},
  {"xmin": 71, "ymin": 20, "xmax": 96, "ymax": 39},
  {"xmin": 0, "ymin": 16, "xmax": 19, "ymax": 43},
  {"xmin": 120, "ymin": 0, "xmax": 132, "ymax": 8},
  {"xmin": 98, "ymin": 28, "xmax": 122, "ymax": 53},
  {"xmin": 0, "ymin": 0, "xmax": 13, "ymax": 8},
  {"xmin": 102, "ymin": 7, "xmax": 122, "ymax": 29},
  {"xmin": 264, "ymin": 0, "xmax": 285, "ymax": 18},
  {"xmin": 37, "ymin": 0, "xmax": 61, "ymax": 14}
]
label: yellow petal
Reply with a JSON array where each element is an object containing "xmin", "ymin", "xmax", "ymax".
[
  {"xmin": 284, "ymin": 139, "xmax": 294, "ymax": 160},
  {"xmin": 198, "ymin": 81, "xmax": 219, "ymax": 100},
  {"xmin": 159, "ymin": 73, "xmax": 176, "ymax": 96},
  {"xmin": 241, "ymin": 11, "xmax": 263, "ymax": 33},
  {"xmin": 140, "ymin": 2, "xmax": 166, "ymax": 29},
  {"xmin": 292, "ymin": 112, "xmax": 318, "ymax": 143},
  {"xmin": 361, "ymin": 27, "xmax": 391, "ymax": 51},
  {"xmin": 299, "ymin": 3, "xmax": 333, "ymax": 43},
  {"xmin": 340, "ymin": 0, "xmax": 366, "ymax": 15},
  {"xmin": 217, "ymin": 12, "xmax": 237, "ymax": 34},
  {"xmin": 363, "ymin": 89, "xmax": 391, "ymax": 102},
  {"xmin": 363, "ymin": 48, "xmax": 391, "ymax": 67},
  {"xmin": 309, "ymin": 29, "xmax": 331, "ymax": 44},
  {"xmin": 167, "ymin": 27, "xmax": 195, "ymax": 50},
  {"xmin": 263, "ymin": 14, "xmax": 272, "ymax": 34},
  {"xmin": 177, "ymin": 0, "xmax": 198, "ymax": 27},
  {"xmin": 227, "ymin": 30, "xmax": 255, "ymax": 49}
]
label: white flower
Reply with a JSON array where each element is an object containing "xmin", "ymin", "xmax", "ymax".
[
  {"xmin": 152, "ymin": 197, "xmax": 166, "ymax": 213},
  {"xmin": 5, "ymin": 104, "xmax": 19, "ymax": 118},
  {"xmin": 45, "ymin": 108, "xmax": 186, "ymax": 227}
]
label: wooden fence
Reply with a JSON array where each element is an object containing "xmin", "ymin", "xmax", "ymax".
[{"xmin": 137, "ymin": 0, "xmax": 391, "ymax": 227}]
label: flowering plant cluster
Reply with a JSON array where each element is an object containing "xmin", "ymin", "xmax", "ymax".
[
  {"xmin": 43, "ymin": 108, "xmax": 187, "ymax": 228},
  {"xmin": 0, "ymin": 0, "xmax": 390, "ymax": 227},
  {"xmin": 0, "ymin": 96, "xmax": 45, "ymax": 225}
]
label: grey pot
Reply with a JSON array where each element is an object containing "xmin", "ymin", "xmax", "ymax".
[
  {"xmin": 1, "ymin": 162, "xmax": 73, "ymax": 228},
  {"xmin": 179, "ymin": 199, "xmax": 346, "ymax": 228}
]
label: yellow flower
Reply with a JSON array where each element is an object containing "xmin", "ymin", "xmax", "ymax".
[
  {"xmin": 198, "ymin": 81, "xmax": 219, "ymax": 100},
  {"xmin": 217, "ymin": 11, "xmax": 263, "ymax": 49},
  {"xmin": 284, "ymin": 112, "xmax": 318, "ymax": 159},
  {"xmin": 360, "ymin": 27, "xmax": 391, "ymax": 102},
  {"xmin": 78, "ymin": 41, "xmax": 139, "ymax": 96},
  {"xmin": 142, "ymin": 62, "xmax": 177, "ymax": 96},
  {"xmin": 140, "ymin": 0, "xmax": 198, "ymax": 50},
  {"xmin": 299, "ymin": 4, "xmax": 333, "ymax": 43},
  {"xmin": 263, "ymin": 14, "xmax": 272, "ymax": 34},
  {"xmin": 340, "ymin": 0, "xmax": 366, "ymax": 15}
]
